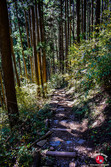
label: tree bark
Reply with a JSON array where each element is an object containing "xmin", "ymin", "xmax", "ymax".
[
  {"xmin": 91, "ymin": 0, "xmax": 94, "ymax": 32},
  {"xmin": 31, "ymin": 6, "xmax": 40, "ymax": 95},
  {"xmin": 77, "ymin": 0, "xmax": 80, "ymax": 43},
  {"xmin": 84, "ymin": 0, "xmax": 86, "ymax": 39},
  {"xmin": 10, "ymin": 29, "xmax": 20, "ymax": 87},
  {"xmin": 59, "ymin": 0, "xmax": 64, "ymax": 73},
  {"xmin": 65, "ymin": 0, "xmax": 68, "ymax": 71},
  {"xmin": 95, "ymin": 0, "xmax": 100, "ymax": 26},
  {"xmin": 38, "ymin": 0, "xmax": 47, "ymax": 96},
  {"xmin": 35, "ymin": 1, "xmax": 45, "ymax": 97},
  {"xmin": 0, "ymin": 72, "xmax": 6, "ymax": 107},
  {"xmin": 0, "ymin": 0, "xmax": 19, "ymax": 128},
  {"xmin": 14, "ymin": 0, "xmax": 28, "ymax": 80}
]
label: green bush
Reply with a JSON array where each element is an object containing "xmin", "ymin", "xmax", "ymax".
[{"xmin": 69, "ymin": 14, "xmax": 111, "ymax": 93}]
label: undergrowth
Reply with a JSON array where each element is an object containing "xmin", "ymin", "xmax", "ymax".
[{"xmin": 0, "ymin": 83, "xmax": 52, "ymax": 167}]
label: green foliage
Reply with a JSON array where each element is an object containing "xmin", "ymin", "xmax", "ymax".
[
  {"xmin": 0, "ymin": 83, "xmax": 52, "ymax": 167},
  {"xmin": 49, "ymin": 73, "xmax": 68, "ymax": 89},
  {"xmin": 69, "ymin": 15, "xmax": 111, "ymax": 93}
]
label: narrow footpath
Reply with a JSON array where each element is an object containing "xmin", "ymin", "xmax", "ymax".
[{"xmin": 40, "ymin": 89, "xmax": 99, "ymax": 167}]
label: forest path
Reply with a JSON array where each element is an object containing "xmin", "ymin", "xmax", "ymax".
[{"xmin": 40, "ymin": 89, "xmax": 96, "ymax": 167}]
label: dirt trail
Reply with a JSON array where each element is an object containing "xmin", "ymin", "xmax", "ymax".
[{"xmin": 40, "ymin": 89, "xmax": 98, "ymax": 167}]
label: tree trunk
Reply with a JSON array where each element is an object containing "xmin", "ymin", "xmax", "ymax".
[
  {"xmin": 35, "ymin": 1, "xmax": 45, "ymax": 97},
  {"xmin": 95, "ymin": 0, "xmax": 100, "ymax": 36},
  {"xmin": 95, "ymin": 0, "xmax": 100, "ymax": 26},
  {"xmin": 0, "ymin": 0, "xmax": 19, "ymax": 128},
  {"xmin": 59, "ymin": 0, "xmax": 64, "ymax": 74},
  {"xmin": 65, "ymin": 0, "xmax": 68, "ymax": 71},
  {"xmin": 10, "ymin": 29, "xmax": 20, "ymax": 87},
  {"xmin": 91, "ymin": 0, "xmax": 94, "ymax": 32},
  {"xmin": 84, "ymin": 0, "xmax": 86, "ymax": 39},
  {"xmin": 38, "ymin": 0, "xmax": 47, "ymax": 95},
  {"xmin": 69, "ymin": 0, "xmax": 71, "ymax": 46},
  {"xmin": 14, "ymin": 0, "xmax": 28, "ymax": 80},
  {"xmin": 77, "ymin": 0, "xmax": 80, "ymax": 43},
  {"xmin": 29, "ymin": 9, "xmax": 34, "ymax": 82},
  {"xmin": 0, "ymin": 89, "xmax": 3, "ymax": 108},
  {"xmin": 31, "ymin": 6, "xmax": 40, "ymax": 95},
  {"xmin": 72, "ymin": 0, "xmax": 75, "ymax": 43},
  {"xmin": 0, "ymin": 72, "xmax": 6, "ymax": 107},
  {"xmin": 81, "ymin": 0, "xmax": 84, "ymax": 36}
]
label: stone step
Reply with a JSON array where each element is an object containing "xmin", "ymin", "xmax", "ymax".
[
  {"xmin": 52, "ymin": 128, "xmax": 72, "ymax": 133},
  {"xmin": 42, "ymin": 150, "xmax": 76, "ymax": 158}
]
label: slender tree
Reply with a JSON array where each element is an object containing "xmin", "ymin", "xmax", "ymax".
[
  {"xmin": 31, "ymin": 6, "xmax": 40, "ymax": 95},
  {"xmin": 0, "ymin": 0, "xmax": 19, "ymax": 128},
  {"xmin": 59, "ymin": 0, "xmax": 64, "ymax": 73},
  {"xmin": 72, "ymin": 0, "xmax": 75, "ymax": 43},
  {"xmin": 10, "ymin": 29, "xmax": 20, "ymax": 87},
  {"xmin": 77, "ymin": 0, "xmax": 80, "ymax": 42},
  {"xmin": 65, "ymin": 0, "xmax": 68, "ymax": 71},
  {"xmin": 38, "ymin": 0, "xmax": 47, "ymax": 95},
  {"xmin": 14, "ymin": 0, "xmax": 28, "ymax": 80},
  {"xmin": 84, "ymin": 0, "xmax": 86, "ymax": 39},
  {"xmin": 95, "ymin": 0, "xmax": 100, "ymax": 26},
  {"xmin": 91, "ymin": 0, "xmax": 94, "ymax": 32}
]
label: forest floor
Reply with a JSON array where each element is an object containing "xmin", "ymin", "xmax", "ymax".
[{"xmin": 38, "ymin": 88, "xmax": 111, "ymax": 167}]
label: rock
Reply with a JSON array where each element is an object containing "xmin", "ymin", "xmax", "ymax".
[
  {"xmin": 50, "ymin": 140, "xmax": 61, "ymax": 147},
  {"xmin": 56, "ymin": 108, "xmax": 65, "ymax": 112},
  {"xmin": 52, "ymin": 128, "xmax": 72, "ymax": 133},
  {"xmin": 50, "ymin": 147, "xmax": 54, "ymax": 151},
  {"xmin": 53, "ymin": 120, "xmax": 59, "ymax": 124},
  {"xmin": 77, "ymin": 139, "xmax": 86, "ymax": 144},
  {"xmin": 37, "ymin": 140, "xmax": 47, "ymax": 147},
  {"xmin": 52, "ymin": 100, "xmax": 59, "ymax": 103},
  {"xmin": 60, "ymin": 120, "xmax": 67, "ymax": 126},
  {"xmin": 66, "ymin": 141, "xmax": 72, "ymax": 144},
  {"xmin": 86, "ymin": 147, "xmax": 92, "ymax": 151},
  {"xmin": 69, "ymin": 162, "xmax": 75, "ymax": 167}
]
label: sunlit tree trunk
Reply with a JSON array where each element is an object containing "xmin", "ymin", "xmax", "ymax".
[
  {"xmin": 38, "ymin": 0, "xmax": 47, "ymax": 95},
  {"xmin": 0, "ymin": 0, "xmax": 19, "ymax": 128},
  {"xmin": 31, "ymin": 6, "xmax": 40, "ymax": 96},
  {"xmin": 10, "ymin": 29, "xmax": 20, "ymax": 87},
  {"xmin": 35, "ymin": 1, "xmax": 45, "ymax": 97}
]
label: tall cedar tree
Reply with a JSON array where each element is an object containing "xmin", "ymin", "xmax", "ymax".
[
  {"xmin": 38, "ymin": 0, "xmax": 47, "ymax": 95},
  {"xmin": 14, "ymin": 0, "xmax": 28, "ymax": 80},
  {"xmin": 31, "ymin": 6, "xmax": 40, "ymax": 95},
  {"xmin": 59, "ymin": 0, "xmax": 64, "ymax": 73},
  {"xmin": 95, "ymin": 0, "xmax": 100, "ymax": 25},
  {"xmin": 77, "ymin": 0, "xmax": 80, "ymax": 42},
  {"xmin": 84, "ymin": 0, "xmax": 86, "ymax": 39},
  {"xmin": 0, "ymin": 0, "xmax": 19, "ymax": 128},
  {"xmin": 91, "ymin": 0, "xmax": 94, "ymax": 32}
]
